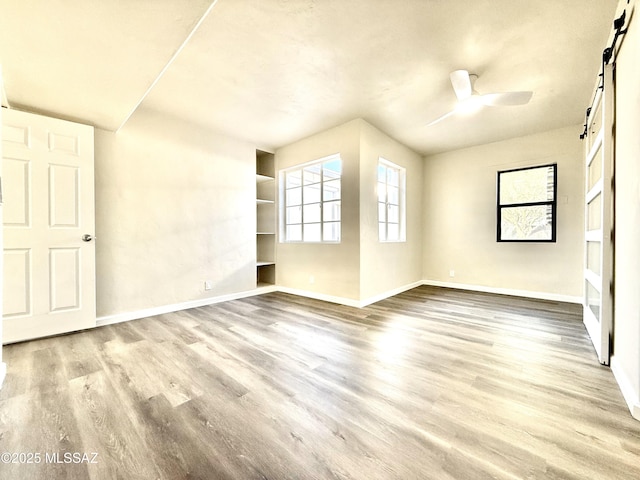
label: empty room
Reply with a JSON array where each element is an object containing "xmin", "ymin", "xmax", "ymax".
[{"xmin": 1, "ymin": 0, "xmax": 640, "ymax": 479}]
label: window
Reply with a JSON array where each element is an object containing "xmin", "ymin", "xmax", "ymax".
[
  {"xmin": 282, "ymin": 155, "xmax": 341, "ymax": 242},
  {"xmin": 497, "ymin": 163, "xmax": 557, "ymax": 242},
  {"xmin": 378, "ymin": 158, "xmax": 406, "ymax": 242}
]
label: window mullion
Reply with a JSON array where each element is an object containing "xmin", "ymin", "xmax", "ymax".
[
  {"xmin": 385, "ymin": 175, "xmax": 389, "ymax": 240},
  {"xmin": 301, "ymin": 179, "xmax": 305, "ymax": 240},
  {"xmin": 385, "ymin": 171, "xmax": 390, "ymax": 241},
  {"xmin": 320, "ymin": 170, "xmax": 324, "ymax": 240},
  {"xmin": 499, "ymin": 200, "xmax": 554, "ymax": 208}
]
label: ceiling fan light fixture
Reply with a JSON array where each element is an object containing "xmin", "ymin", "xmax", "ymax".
[
  {"xmin": 426, "ymin": 70, "xmax": 533, "ymax": 127},
  {"xmin": 455, "ymin": 94, "xmax": 484, "ymax": 115}
]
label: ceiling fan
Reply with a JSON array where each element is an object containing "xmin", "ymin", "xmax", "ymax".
[{"xmin": 427, "ymin": 70, "xmax": 533, "ymax": 126}]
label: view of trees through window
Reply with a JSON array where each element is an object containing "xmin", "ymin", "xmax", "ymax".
[{"xmin": 497, "ymin": 164, "xmax": 557, "ymax": 242}]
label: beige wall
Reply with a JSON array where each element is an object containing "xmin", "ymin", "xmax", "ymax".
[
  {"xmin": 275, "ymin": 119, "xmax": 361, "ymax": 301},
  {"xmin": 359, "ymin": 121, "xmax": 423, "ymax": 301},
  {"xmin": 422, "ymin": 125, "xmax": 584, "ymax": 300},
  {"xmin": 275, "ymin": 118, "xmax": 423, "ymax": 303},
  {"xmin": 612, "ymin": 1, "xmax": 640, "ymax": 418},
  {"xmin": 94, "ymin": 107, "xmax": 256, "ymax": 318}
]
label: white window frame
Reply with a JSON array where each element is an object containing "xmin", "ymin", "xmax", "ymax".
[
  {"xmin": 377, "ymin": 158, "xmax": 406, "ymax": 242},
  {"xmin": 280, "ymin": 154, "xmax": 342, "ymax": 243}
]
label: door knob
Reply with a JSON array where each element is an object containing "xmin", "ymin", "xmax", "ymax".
[{"xmin": 82, "ymin": 234, "xmax": 94, "ymax": 242}]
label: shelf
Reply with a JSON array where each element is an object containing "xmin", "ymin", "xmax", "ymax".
[
  {"xmin": 256, "ymin": 174, "xmax": 274, "ymax": 183},
  {"xmin": 256, "ymin": 150, "xmax": 276, "ymax": 288},
  {"xmin": 257, "ymin": 261, "xmax": 275, "ymax": 267}
]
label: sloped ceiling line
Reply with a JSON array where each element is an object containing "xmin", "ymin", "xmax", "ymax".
[
  {"xmin": 116, "ymin": 0, "xmax": 220, "ymax": 132},
  {"xmin": 0, "ymin": 0, "xmax": 619, "ymax": 154}
]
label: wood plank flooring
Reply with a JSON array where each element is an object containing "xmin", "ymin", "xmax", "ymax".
[{"xmin": 1, "ymin": 285, "xmax": 639, "ymax": 479}]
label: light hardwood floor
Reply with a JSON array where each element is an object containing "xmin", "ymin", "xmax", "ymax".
[{"xmin": 1, "ymin": 286, "xmax": 639, "ymax": 479}]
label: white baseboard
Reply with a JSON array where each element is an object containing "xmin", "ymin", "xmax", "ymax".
[
  {"xmin": 276, "ymin": 287, "xmax": 363, "ymax": 308},
  {"xmin": 360, "ymin": 280, "xmax": 425, "ymax": 307},
  {"xmin": 278, "ymin": 280, "xmax": 424, "ymax": 309},
  {"xmin": 421, "ymin": 280, "xmax": 582, "ymax": 304},
  {"xmin": 0, "ymin": 362, "xmax": 6, "ymax": 390},
  {"xmin": 98, "ymin": 281, "xmax": 425, "ymax": 329},
  {"xmin": 96, "ymin": 286, "xmax": 277, "ymax": 327},
  {"xmin": 611, "ymin": 355, "xmax": 640, "ymax": 421},
  {"xmin": 97, "ymin": 279, "xmax": 580, "ymax": 329}
]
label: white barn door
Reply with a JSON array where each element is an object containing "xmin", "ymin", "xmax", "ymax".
[
  {"xmin": 583, "ymin": 64, "xmax": 614, "ymax": 365},
  {"xmin": 2, "ymin": 109, "xmax": 96, "ymax": 343}
]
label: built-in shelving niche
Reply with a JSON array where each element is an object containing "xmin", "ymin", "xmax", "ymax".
[{"xmin": 256, "ymin": 150, "xmax": 276, "ymax": 286}]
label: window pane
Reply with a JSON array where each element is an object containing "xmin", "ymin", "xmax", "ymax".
[
  {"xmin": 323, "ymin": 179, "xmax": 341, "ymax": 200},
  {"xmin": 588, "ymin": 193, "xmax": 602, "ymax": 230},
  {"xmin": 377, "ymin": 182, "xmax": 386, "ymax": 202},
  {"xmin": 377, "ymin": 165, "xmax": 386, "ymax": 183},
  {"xmin": 587, "ymin": 240, "xmax": 601, "ymax": 275},
  {"xmin": 303, "ymin": 203, "xmax": 321, "ymax": 223},
  {"xmin": 379, "ymin": 223, "xmax": 386, "ymax": 241},
  {"xmin": 387, "ymin": 167, "xmax": 399, "ymax": 187},
  {"xmin": 500, "ymin": 205, "xmax": 553, "ymax": 240},
  {"xmin": 378, "ymin": 202, "xmax": 386, "ymax": 222},
  {"xmin": 286, "ymin": 170, "xmax": 302, "ymax": 189},
  {"xmin": 387, "ymin": 223, "xmax": 400, "ymax": 241},
  {"xmin": 499, "ymin": 165, "xmax": 555, "ymax": 204},
  {"xmin": 323, "ymin": 159, "xmax": 342, "ymax": 180},
  {"xmin": 388, "ymin": 205, "xmax": 399, "ymax": 223},
  {"xmin": 286, "ymin": 224, "xmax": 302, "ymax": 242},
  {"xmin": 586, "ymin": 280, "xmax": 601, "ymax": 321},
  {"xmin": 304, "ymin": 223, "xmax": 321, "ymax": 242},
  {"xmin": 303, "ymin": 183, "xmax": 321, "ymax": 204},
  {"xmin": 588, "ymin": 99, "xmax": 603, "ymax": 149},
  {"xmin": 303, "ymin": 165, "xmax": 321, "ymax": 184},
  {"xmin": 588, "ymin": 146, "xmax": 602, "ymax": 191},
  {"xmin": 387, "ymin": 186, "xmax": 399, "ymax": 205},
  {"xmin": 286, "ymin": 187, "xmax": 301, "ymax": 206},
  {"xmin": 286, "ymin": 206, "xmax": 301, "ymax": 224},
  {"xmin": 323, "ymin": 222, "xmax": 340, "ymax": 242},
  {"xmin": 323, "ymin": 201, "xmax": 340, "ymax": 222}
]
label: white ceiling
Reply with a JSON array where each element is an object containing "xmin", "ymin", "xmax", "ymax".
[{"xmin": 0, "ymin": 0, "xmax": 619, "ymax": 156}]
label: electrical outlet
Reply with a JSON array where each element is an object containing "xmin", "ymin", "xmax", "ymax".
[
  {"xmin": 309, "ymin": 275, "xmax": 315, "ymax": 284},
  {"xmin": 449, "ymin": 269, "xmax": 455, "ymax": 278},
  {"xmin": 204, "ymin": 280, "xmax": 212, "ymax": 290}
]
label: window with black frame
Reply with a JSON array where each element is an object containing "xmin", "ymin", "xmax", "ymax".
[{"xmin": 497, "ymin": 163, "xmax": 557, "ymax": 242}]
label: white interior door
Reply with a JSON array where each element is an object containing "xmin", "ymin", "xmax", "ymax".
[
  {"xmin": 2, "ymin": 109, "xmax": 96, "ymax": 343},
  {"xmin": 583, "ymin": 64, "xmax": 614, "ymax": 365}
]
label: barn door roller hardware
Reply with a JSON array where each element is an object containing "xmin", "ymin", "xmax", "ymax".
[
  {"xmin": 579, "ymin": 107, "xmax": 592, "ymax": 140},
  {"xmin": 579, "ymin": 9, "xmax": 629, "ymax": 140},
  {"xmin": 603, "ymin": 10, "xmax": 628, "ymax": 64}
]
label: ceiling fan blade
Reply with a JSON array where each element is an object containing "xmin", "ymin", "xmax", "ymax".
[
  {"xmin": 426, "ymin": 110, "xmax": 456, "ymax": 127},
  {"xmin": 481, "ymin": 91, "xmax": 533, "ymax": 106},
  {"xmin": 449, "ymin": 70, "xmax": 472, "ymax": 101}
]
